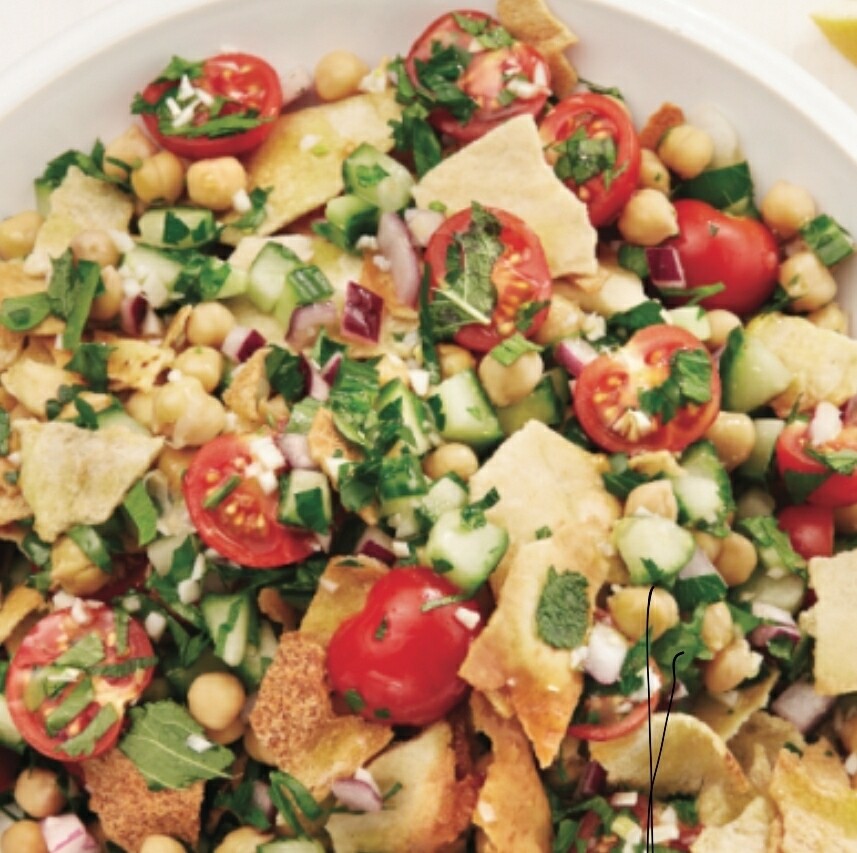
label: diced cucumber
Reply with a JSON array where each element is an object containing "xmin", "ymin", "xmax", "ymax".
[
  {"xmin": 0, "ymin": 694, "xmax": 23, "ymax": 752},
  {"xmin": 496, "ymin": 375, "xmax": 563, "ymax": 436},
  {"xmin": 377, "ymin": 378, "xmax": 437, "ymax": 455},
  {"xmin": 378, "ymin": 455, "xmax": 428, "ymax": 539},
  {"xmin": 247, "ymin": 242, "xmax": 302, "ymax": 312},
  {"xmin": 137, "ymin": 207, "xmax": 218, "ymax": 249},
  {"xmin": 201, "ymin": 592, "xmax": 255, "ymax": 667},
  {"xmin": 323, "ymin": 193, "xmax": 380, "ymax": 248},
  {"xmin": 34, "ymin": 177, "xmax": 53, "ymax": 217},
  {"xmin": 667, "ymin": 306, "xmax": 711, "ymax": 341},
  {"xmin": 95, "ymin": 405, "xmax": 151, "ymax": 436},
  {"xmin": 612, "ymin": 515, "xmax": 696, "ymax": 585},
  {"xmin": 737, "ymin": 568, "xmax": 806, "ymax": 614},
  {"xmin": 419, "ymin": 474, "xmax": 469, "ymax": 526},
  {"xmin": 546, "ymin": 366, "xmax": 571, "ymax": 408},
  {"xmin": 257, "ymin": 841, "xmax": 325, "ymax": 853},
  {"xmin": 738, "ymin": 418, "xmax": 785, "ymax": 481},
  {"xmin": 671, "ymin": 440, "xmax": 734, "ymax": 535},
  {"xmin": 278, "ymin": 470, "xmax": 332, "ymax": 533},
  {"xmin": 236, "ymin": 620, "xmax": 278, "ymax": 689},
  {"xmin": 120, "ymin": 244, "xmax": 185, "ymax": 307},
  {"xmin": 719, "ymin": 327, "xmax": 792, "ymax": 413},
  {"xmin": 209, "ymin": 259, "xmax": 249, "ymax": 299},
  {"xmin": 429, "ymin": 369, "xmax": 503, "ymax": 452},
  {"xmin": 425, "ymin": 508, "xmax": 508, "ymax": 594},
  {"xmin": 343, "ymin": 143, "xmax": 415, "ymax": 212}
]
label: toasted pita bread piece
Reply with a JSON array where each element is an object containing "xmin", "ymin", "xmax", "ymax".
[
  {"xmin": 17, "ymin": 420, "xmax": 163, "ymax": 542},
  {"xmin": 0, "ymin": 261, "xmax": 64, "ymax": 337},
  {"xmin": 590, "ymin": 713, "xmax": 752, "ymax": 826},
  {"xmin": 300, "ymin": 554, "xmax": 389, "ymax": 648},
  {"xmin": 326, "ymin": 721, "xmax": 477, "ymax": 853},
  {"xmin": 0, "ymin": 586, "xmax": 46, "ymax": 645},
  {"xmin": 808, "ymin": 549, "xmax": 857, "ymax": 695},
  {"xmin": 239, "ymin": 92, "xmax": 400, "ymax": 237},
  {"xmin": 248, "ymin": 631, "xmax": 392, "ymax": 798},
  {"xmin": 0, "ymin": 458, "xmax": 31, "ymax": 527},
  {"xmin": 638, "ymin": 102, "xmax": 686, "ymax": 151},
  {"xmin": 769, "ymin": 741, "xmax": 857, "ymax": 852},
  {"xmin": 470, "ymin": 692, "xmax": 552, "ymax": 853},
  {"xmin": 728, "ymin": 711, "xmax": 806, "ymax": 793},
  {"xmin": 90, "ymin": 333, "xmax": 174, "ymax": 392},
  {"xmin": 690, "ymin": 796, "xmax": 776, "ymax": 853},
  {"xmin": 693, "ymin": 670, "xmax": 779, "ymax": 742},
  {"xmin": 1, "ymin": 356, "xmax": 76, "ymax": 418},
  {"xmin": 412, "ymin": 116, "xmax": 597, "ymax": 278},
  {"xmin": 222, "ymin": 346, "xmax": 270, "ymax": 425},
  {"xmin": 83, "ymin": 749, "xmax": 203, "ymax": 853}
]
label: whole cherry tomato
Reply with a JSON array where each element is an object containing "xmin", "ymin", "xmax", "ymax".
[{"xmin": 777, "ymin": 505, "xmax": 835, "ymax": 560}]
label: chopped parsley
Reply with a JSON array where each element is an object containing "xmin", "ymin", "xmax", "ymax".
[
  {"xmin": 638, "ymin": 348, "xmax": 713, "ymax": 424},
  {"xmin": 488, "ymin": 332, "xmax": 542, "ymax": 366},
  {"xmin": 550, "ymin": 126, "xmax": 624, "ymax": 188}
]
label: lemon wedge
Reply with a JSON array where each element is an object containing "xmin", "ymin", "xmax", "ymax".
[{"xmin": 812, "ymin": 11, "xmax": 857, "ymax": 65}]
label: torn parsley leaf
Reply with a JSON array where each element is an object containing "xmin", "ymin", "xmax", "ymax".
[
  {"xmin": 551, "ymin": 127, "xmax": 619, "ymax": 187},
  {"xmin": 66, "ymin": 342, "xmax": 115, "ymax": 392},
  {"xmin": 738, "ymin": 515, "xmax": 807, "ymax": 579},
  {"xmin": 119, "ymin": 700, "xmax": 234, "ymax": 790},
  {"xmin": 265, "ymin": 346, "xmax": 307, "ymax": 404},
  {"xmin": 452, "ymin": 12, "xmax": 515, "ymax": 48},
  {"xmin": 536, "ymin": 568, "xmax": 589, "ymax": 649},
  {"xmin": 806, "ymin": 447, "xmax": 857, "ymax": 475},
  {"xmin": 489, "ymin": 333, "xmax": 542, "ymax": 366},
  {"xmin": 0, "ymin": 293, "xmax": 52, "ymax": 332},
  {"xmin": 639, "ymin": 348, "xmax": 712, "ymax": 424},
  {"xmin": 122, "ymin": 480, "xmax": 159, "ymax": 546}
]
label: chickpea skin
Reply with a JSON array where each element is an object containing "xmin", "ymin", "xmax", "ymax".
[
  {"xmin": 1, "ymin": 820, "xmax": 48, "ymax": 853},
  {"xmin": 70, "ymin": 229, "xmax": 120, "ymax": 268},
  {"xmin": 314, "ymin": 50, "xmax": 370, "ymax": 101},
  {"xmin": 704, "ymin": 411, "xmax": 756, "ymax": 471},
  {"xmin": 187, "ymin": 302, "xmax": 237, "ymax": 348},
  {"xmin": 174, "ymin": 346, "xmax": 224, "ymax": 393},
  {"xmin": 0, "ymin": 210, "xmax": 43, "ymax": 260},
  {"xmin": 623, "ymin": 480, "xmax": 678, "ymax": 521},
  {"xmin": 436, "ymin": 343, "xmax": 475, "ymax": 379},
  {"xmin": 657, "ymin": 123, "xmax": 714, "ymax": 179},
  {"xmin": 140, "ymin": 836, "xmax": 187, "ymax": 853},
  {"xmin": 131, "ymin": 150, "xmax": 185, "ymax": 205},
  {"xmin": 703, "ymin": 637, "xmax": 762, "ymax": 693},
  {"xmin": 760, "ymin": 180, "xmax": 816, "ymax": 239},
  {"xmin": 103, "ymin": 125, "xmax": 158, "ymax": 180},
  {"xmin": 186, "ymin": 157, "xmax": 248, "ymax": 211},
  {"xmin": 639, "ymin": 148, "xmax": 672, "ymax": 195},
  {"xmin": 422, "ymin": 442, "xmax": 479, "ymax": 482},
  {"xmin": 715, "ymin": 531, "xmax": 758, "ymax": 586},
  {"xmin": 778, "ymin": 251, "xmax": 837, "ymax": 313},
  {"xmin": 478, "ymin": 351, "xmax": 543, "ymax": 408},
  {"xmin": 705, "ymin": 309, "xmax": 741, "ymax": 350},
  {"xmin": 617, "ymin": 189, "xmax": 678, "ymax": 246},
  {"xmin": 89, "ymin": 265, "xmax": 124, "ymax": 322},
  {"xmin": 187, "ymin": 672, "xmax": 246, "ymax": 731},
  {"xmin": 14, "ymin": 767, "xmax": 66, "ymax": 818},
  {"xmin": 608, "ymin": 586, "xmax": 679, "ymax": 641},
  {"xmin": 808, "ymin": 302, "xmax": 848, "ymax": 334}
]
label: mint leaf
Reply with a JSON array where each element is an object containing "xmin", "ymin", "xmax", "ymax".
[
  {"xmin": 66, "ymin": 343, "xmax": 115, "ymax": 391},
  {"xmin": 535, "ymin": 568, "xmax": 589, "ymax": 649},
  {"xmin": 265, "ymin": 346, "xmax": 306, "ymax": 404}
]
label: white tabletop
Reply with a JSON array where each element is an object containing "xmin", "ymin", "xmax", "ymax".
[{"xmin": 2, "ymin": 0, "xmax": 857, "ymax": 113}]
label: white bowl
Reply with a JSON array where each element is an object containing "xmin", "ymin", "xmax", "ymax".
[{"xmin": 1, "ymin": 0, "xmax": 856, "ymax": 307}]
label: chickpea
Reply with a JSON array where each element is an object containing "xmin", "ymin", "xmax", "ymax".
[
  {"xmin": 703, "ymin": 637, "xmax": 762, "ymax": 693},
  {"xmin": 89, "ymin": 265, "xmax": 124, "ymax": 321},
  {"xmin": 244, "ymin": 727, "xmax": 278, "ymax": 765},
  {"xmin": 0, "ymin": 210, "xmax": 43, "ymax": 260},
  {"xmin": 704, "ymin": 411, "xmax": 756, "ymax": 471},
  {"xmin": 701, "ymin": 602, "xmax": 734, "ymax": 653},
  {"xmin": 50, "ymin": 536, "xmax": 110, "ymax": 596},
  {"xmin": 735, "ymin": 487, "xmax": 776, "ymax": 521},
  {"xmin": 172, "ymin": 392, "xmax": 227, "ymax": 447},
  {"xmin": 314, "ymin": 50, "xmax": 370, "ymax": 101},
  {"xmin": 693, "ymin": 530, "xmax": 723, "ymax": 564},
  {"xmin": 125, "ymin": 390, "xmax": 156, "ymax": 431},
  {"xmin": 158, "ymin": 445, "xmax": 195, "ymax": 494},
  {"xmin": 624, "ymin": 480, "xmax": 678, "ymax": 522},
  {"xmin": 422, "ymin": 442, "xmax": 479, "ymax": 482},
  {"xmin": 214, "ymin": 828, "xmax": 274, "ymax": 853},
  {"xmin": 533, "ymin": 294, "xmax": 586, "ymax": 345},
  {"xmin": 705, "ymin": 309, "xmax": 741, "ymax": 350},
  {"xmin": 70, "ymin": 229, "xmax": 120, "ymax": 268},
  {"xmin": 103, "ymin": 125, "xmax": 158, "ymax": 180},
  {"xmin": 657, "ymin": 123, "xmax": 714, "ymax": 179},
  {"xmin": 639, "ymin": 148, "xmax": 671, "ymax": 194},
  {"xmin": 715, "ymin": 531, "xmax": 758, "ymax": 586},
  {"xmin": 153, "ymin": 377, "xmax": 202, "ymax": 427},
  {"xmin": 187, "ymin": 302, "xmax": 236, "ymax": 348},
  {"xmin": 174, "ymin": 346, "xmax": 224, "ymax": 393},
  {"xmin": 617, "ymin": 189, "xmax": 678, "ymax": 246},
  {"xmin": 808, "ymin": 301, "xmax": 849, "ymax": 334},
  {"xmin": 187, "ymin": 672, "xmax": 246, "ymax": 731},
  {"xmin": 206, "ymin": 715, "xmax": 246, "ymax": 746},
  {"xmin": 140, "ymin": 836, "xmax": 187, "ymax": 853},
  {"xmin": 760, "ymin": 180, "xmax": 816, "ymax": 239},
  {"xmin": 14, "ymin": 767, "xmax": 65, "ymax": 818},
  {"xmin": 1, "ymin": 820, "xmax": 48, "ymax": 853},
  {"xmin": 186, "ymin": 157, "xmax": 248, "ymax": 211},
  {"xmin": 437, "ymin": 342, "xmax": 475, "ymax": 379},
  {"xmin": 607, "ymin": 586, "xmax": 679, "ymax": 641},
  {"xmin": 478, "ymin": 350, "xmax": 543, "ymax": 408},
  {"xmin": 131, "ymin": 150, "xmax": 185, "ymax": 205},
  {"xmin": 778, "ymin": 251, "xmax": 837, "ymax": 313}
]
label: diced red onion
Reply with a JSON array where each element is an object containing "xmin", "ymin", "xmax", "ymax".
[
  {"xmin": 377, "ymin": 211, "xmax": 420, "ymax": 307},
  {"xmin": 678, "ymin": 547, "xmax": 721, "ymax": 580},
  {"xmin": 646, "ymin": 246, "xmax": 686, "ymax": 289},
  {"xmin": 251, "ymin": 781, "xmax": 276, "ymax": 821},
  {"xmin": 316, "ymin": 531, "xmax": 333, "ymax": 553},
  {"xmin": 554, "ymin": 337, "xmax": 598, "ymax": 378},
  {"xmin": 286, "ymin": 301, "xmax": 337, "ymax": 352},
  {"xmin": 221, "ymin": 326, "xmax": 266, "ymax": 362},
  {"xmin": 40, "ymin": 815, "xmax": 99, "ymax": 853},
  {"xmin": 771, "ymin": 680, "xmax": 834, "ymax": 734},
  {"xmin": 321, "ymin": 351, "xmax": 343, "ymax": 385},
  {"xmin": 578, "ymin": 761, "xmax": 606, "ymax": 797},
  {"xmin": 331, "ymin": 777, "xmax": 383, "ymax": 813},
  {"xmin": 301, "ymin": 355, "xmax": 330, "ymax": 402},
  {"xmin": 808, "ymin": 401, "xmax": 843, "ymax": 447},
  {"xmin": 119, "ymin": 294, "xmax": 148, "ymax": 336},
  {"xmin": 275, "ymin": 432, "xmax": 317, "ymax": 471},
  {"xmin": 750, "ymin": 623, "xmax": 801, "ymax": 650},
  {"xmin": 584, "ymin": 622, "xmax": 629, "ymax": 685},
  {"xmin": 280, "ymin": 66, "xmax": 313, "ymax": 105},
  {"xmin": 140, "ymin": 307, "xmax": 164, "ymax": 337},
  {"xmin": 356, "ymin": 526, "xmax": 397, "ymax": 565},
  {"xmin": 844, "ymin": 394, "xmax": 857, "ymax": 426},
  {"xmin": 342, "ymin": 281, "xmax": 383, "ymax": 343},
  {"xmin": 751, "ymin": 602, "xmax": 797, "ymax": 627}
]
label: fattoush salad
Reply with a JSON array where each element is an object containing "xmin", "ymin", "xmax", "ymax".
[{"xmin": 0, "ymin": 0, "xmax": 857, "ymax": 850}]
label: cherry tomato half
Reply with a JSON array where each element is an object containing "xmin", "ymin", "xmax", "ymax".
[
  {"xmin": 777, "ymin": 505, "xmax": 835, "ymax": 560},
  {"xmin": 183, "ymin": 435, "xmax": 317, "ymax": 568},
  {"xmin": 5, "ymin": 604, "xmax": 154, "ymax": 762},
  {"xmin": 406, "ymin": 11, "xmax": 551, "ymax": 142},
  {"xmin": 539, "ymin": 92, "xmax": 641, "ymax": 227},
  {"xmin": 425, "ymin": 205, "xmax": 552, "ymax": 352},
  {"xmin": 776, "ymin": 421, "xmax": 857, "ymax": 508},
  {"xmin": 573, "ymin": 325, "xmax": 721, "ymax": 454},
  {"xmin": 567, "ymin": 680, "xmax": 660, "ymax": 742},
  {"xmin": 139, "ymin": 53, "xmax": 283, "ymax": 159},
  {"xmin": 326, "ymin": 567, "xmax": 482, "ymax": 726},
  {"xmin": 664, "ymin": 199, "xmax": 779, "ymax": 315}
]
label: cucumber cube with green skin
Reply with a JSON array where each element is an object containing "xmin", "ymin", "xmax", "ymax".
[
  {"xmin": 418, "ymin": 474, "xmax": 469, "ymax": 527},
  {"xmin": 247, "ymin": 241, "xmax": 302, "ymax": 312},
  {"xmin": 719, "ymin": 326, "xmax": 792, "ymax": 412},
  {"xmin": 670, "ymin": 440, "xmax": 735, "ymax": 536},
  {"xmin": 278, "ymin": 470, "xmax": 332, "ymax": 533},
  {"xmin": 737, "ymin": 418, "xmax": 785, "ymax": 481},
  {"xmin": 342, "ymin": 143, "xmax": 415, "ymax": 212},
  {"xmin": 612, "ymin": 515, "xmax": 695, "ymax": 585},
  {"xmin": 324, "ymin": 194, "xmax": 380, "ymax": 247},
  {"xmin": 200, "ymin": 592, "xmax": 255, "ymax": 667},
  {"xmin": 429, "ymin": 369, "xmax": 503, "ymax": 452},
  {"xmin": 137, "ymin": 206, "xmax": 218, "ymax": 249},
  {"xmin": 377, "ymin": 378, "xmax": 438, "ymax": 456},
  {"xmin": 736, "ymin": 567, "xmax": 806, "ymax": 615},
  {"xmin": 496, "ymin": 375, "xmax": 563, "ymax": 437}
]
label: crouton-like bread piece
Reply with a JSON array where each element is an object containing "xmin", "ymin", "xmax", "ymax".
[
  {"xmin": 0, "ymin": 458, "xmax": 31, "ymax": 527},
  {"xmin": 0, "ymin": 261, "xmax": 64, "ymax": 337},
  {"xmin": 0, "ymin": 586, "xmax": 46, "ymax": 644},
  {"xmin": 83, "ymin": 749, "xmax": 203, "ymax": 853},
  {"xmin": 638, "ymin": 102, "xmax": 686, "ymax": 151},
  {"xmin": 222, "ymin": 346, "xmax": 270, "ymax": 424},
  {"xmin": 249, "ymin": 632, "xmax": 392, "ymax": 798},
  {"xmin": 1, "ymin": 356, "xmax": 76, "ymax": 418}
]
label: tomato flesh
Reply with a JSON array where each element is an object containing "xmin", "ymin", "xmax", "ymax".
[
  {"xmin": 539, "ymin": 92, "xmax": 641, "ymax": 227},
  {"xmin": 777, "ymin": 505, "xmax": 835, "ymax": 559},
  {"xmin": 573, "ymin": 325, "xmax": 721, "ymax": 453},
  {"xmin": 567, "ymin": 684, "xmax": 660, "ymax": 742},
  {"xmin": 425, "ymin": 205, "xmax": 552, "ymax": 352},
  {"xmin": 140, "ymin": 52, "xmax": 283, "ymax": 159},
  {"xmin": 327, "ymin": 567, "xmax": 482, "ymax": 726},
  {"xmin": 5, "ymin": 604, "xmax": 154, "ymax": 762},
  {"xmin": 183, "ymin": 435, "xmax": 317, "ymax": 568}
]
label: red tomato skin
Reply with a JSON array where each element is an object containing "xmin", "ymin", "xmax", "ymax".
[
  {"xmin": 406, "ymin": 11, "xmax": 550, "ymax": 142},
  {"xmin": 183, "ymin": 435, "xmax": 316, "ymax": 568},
  {"xmin": 538, "ymin": 92, "xmax": 641, "ymax": 227},
  {"xmin": 141, "ymin": 53, "xmax": 283, "ymax": 159},
  {"xmin": 665, "ymin": 199, "xmax": 779, "ymax": 315},
  {"xmin": 777, "ymin": 505, "xmax": 835, "ymax": 559},
  {"xmin": 776, "ymin": 422, "xmax": 857, "ymax": 508},
  {"xmin": 327, "ymin": 567, "xmax": 481, "ymax": 726},
  {"xmin": 6, "ymin": 605, "xmax": 154, "ymax": 762},
  {"xmin": 425, "ymin": 206, "xmax": 552, "ymax": 352},
  {"xmin": 566, "ymin": 687, "xmax": 659, "ymax": 742},
  {"xmin": 573, "ymin": 325, "xmax": 721, "ymax": 454}
]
